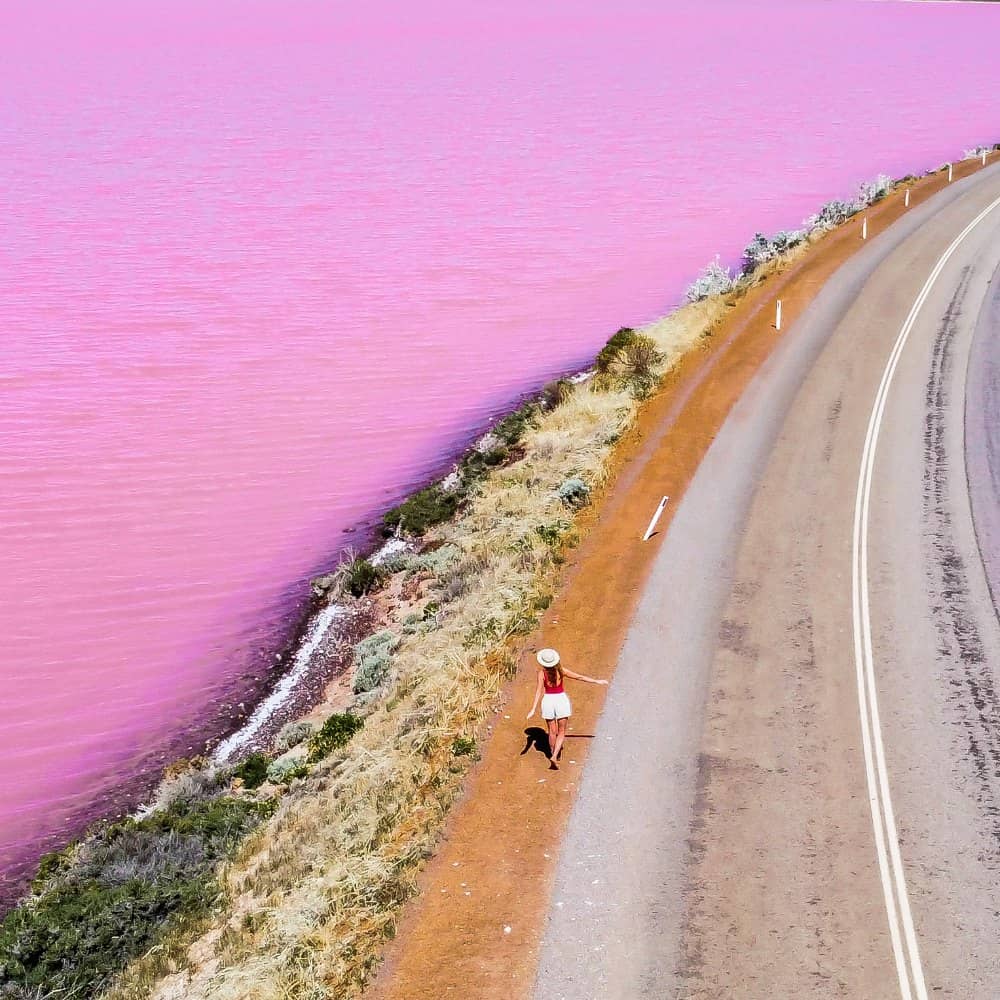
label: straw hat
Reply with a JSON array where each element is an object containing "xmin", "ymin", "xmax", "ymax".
[{"xmin": 536, "ymin": 648, "xmax": 560, "ymax": 668}]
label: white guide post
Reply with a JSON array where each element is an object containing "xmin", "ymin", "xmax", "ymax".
[
  {"xmin": 775, "ymin": 298, "xmax": 782, "ymax": 331},
  {"xmin": 642, "ymin": 495, "xmax": 670, "ymax": 541},
  {"xmin": 862, "ymin": 216, "xmax": 868, "ymax": 240},
  {"xmin": 904, "ymin": 188, "xmax": 910, "ymax": 208},
  {"xmin": 983, "ymin": 150, "xmax": 988, "ymax": 166},
  {"xmin": 948, "ymin": 162, "xmax": 953, "ymax": 182}
]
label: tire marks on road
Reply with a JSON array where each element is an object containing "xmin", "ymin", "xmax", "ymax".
[{"xmin": 923, "ymin": 267, "xmax": 1000, "ymax": 843}]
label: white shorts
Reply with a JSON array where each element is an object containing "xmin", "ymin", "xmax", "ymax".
[{"xmin": 541, "ymin": 692, "xmax": 571, "ymax": 721}]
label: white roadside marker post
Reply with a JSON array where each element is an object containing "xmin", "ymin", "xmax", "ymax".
[
  {"xmin": 862, "ymin": 216, "xmax": 868, "ymax": 240},
  {"xmin": 904, "ymin": 188, "xmax": 910, "ymax": 208},
  {"xmin": 642, "ymin": 496, "xmax": 670, "ymax": 541},
  {"xmin": 948, "ymin": 162, "xmax": 953, "ymax": 183},
  {"xmin": 775, "ymin": 298, "xmax": 782, "ymax": 331},
  {"xmin": 983, "ymin": 150, "xmax": 988, "ymax": 166}
]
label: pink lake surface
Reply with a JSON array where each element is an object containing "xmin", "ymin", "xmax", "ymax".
[{"xmin": 2, "ymin": 0, "xmax": 998, "ymax": 895}]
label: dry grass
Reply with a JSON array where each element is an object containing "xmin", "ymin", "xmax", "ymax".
[{"xmin": 98, "ymin": 270, "xmax": 790, "ymax": 1000}]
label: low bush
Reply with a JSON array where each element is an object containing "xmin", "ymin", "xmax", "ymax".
[
  {"xmin": 306, "ymin": 713, "xmax": 364, "ymax": 763},
  {"xmin": 352, "ymin": 630, "xmax": 401, "ymax": 695},
  {"xmin": 742, "ymin": 230, "xmax": 805, "ymax": 274},
  {"xmin": 383, "ymin": 485, "xmax": 459, "ymax": 537},
  {"xmin": 595, "ymin": 327, "xmax": 637, "ymax": 374},
  {"xmin": 492, "ymin": 402, "xmax": 539, "ymax": 447},
  {"xmin": 535, "ymin": 521, "xmax": 569, "ymax": 547},
  {"xmin": 451, "ymin": 737, "xmax": 476, "ymax": 757},
  {"xmin": 0, "ymin": 795, "xmax": 275, "ymax": 998},
  {"xmin": 232, "ymin": 752, "xmax": 270, "ymax": 789},
  {"xmin": 275, "ymin": 719, "xmax": 314, "ymax": 751},
  {"xmin": 856, "ymin": 173, "xmax": 894, "ymax": 206},
  {"xmin": 556, "ymin": 478, "xmax": 590, "ymax": 507},
  {"xmin": 610, "ymin": 334, "xmax": 664, "ymax": 394},
  {"xmin": 340, "ymin": 557, "xmax": 385, "ymax": 598},
  {"xmin": 395, "ymin": 543, "xmax": 461, "ymax": 576},
  {"xmin": 265, "ymin": 756, "xmax": 309, "ymax": 785},
  {"xmin": 804, "ymin": 198, "xmax": 856, "ymax": 233},
  {"xmin": 540, "ymin": 379, "xmax": 573, "ymax": 410},
  {"xmin": 592, "ymin": 329, "xmax": 663, "ymax": 394},
  {"xmin": 685, "ymin": 256, "xmax": 735, "ymax": 302},
  {"xmin": 458, "ymin": 447, "xmax": 506, "ymax": 487}
]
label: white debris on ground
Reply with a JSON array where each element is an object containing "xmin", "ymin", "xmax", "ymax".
[
  {"xmin": 440, "ymin": 468, "xmax": 462, "ymax": 493},
  {"xmin": 369, "ymin": 536, "xmax": 411, "ymax": 566},
  {"xmin": 213, "ymin": 603, "xmax": 350, "ymax": 762},
  {"xmin": 474, "ymin": 431, "xmax": 503, "ymax": 454}
]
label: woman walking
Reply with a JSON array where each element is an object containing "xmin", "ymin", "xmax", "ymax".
[{"xmin": 527, "ymin": 648, "xmax": 608, "ymax": 768}]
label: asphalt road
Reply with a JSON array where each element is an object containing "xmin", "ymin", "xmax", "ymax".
[{"xmin": 533, "ymin": 161, "xmax": 1000, "ymax": 999}]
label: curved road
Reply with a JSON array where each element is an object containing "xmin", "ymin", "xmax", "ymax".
[{"xmin": 534, "ymin": 161, "xmax": 1000, "ymax": 998}]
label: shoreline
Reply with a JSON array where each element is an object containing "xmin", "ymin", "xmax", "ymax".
[
  {"xmin": 3, "ymin": 144, "xmax": 997, "ymax": 999},
  {"xmin": 207, "ymin": 379, "xmax": 593, "ymax": 764},
  {"xmin": 0, "ymin": 376, "xmax": 586, "ymax": 911}
]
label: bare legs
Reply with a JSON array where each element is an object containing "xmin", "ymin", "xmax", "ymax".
[
  {"xmin": 545, "ymin": 718, "xmax": 559, "ymax": 768},
  {"xmin": 551, "ymin": 718, "xmax": 568, "ymax": 764}
]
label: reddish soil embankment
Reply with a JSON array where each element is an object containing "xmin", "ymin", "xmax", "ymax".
[{"xmin": 367, "ymin": 160, "xmax": 983, "ymax": 1000}]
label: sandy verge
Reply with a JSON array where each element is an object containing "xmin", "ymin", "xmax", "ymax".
[{"xmin": 366, "ymin": 160, "xmax": 984, "ymax": 1000}]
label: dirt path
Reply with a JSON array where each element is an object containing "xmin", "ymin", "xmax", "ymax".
[{"xmin": 366, "ymin": 160, "xmax": 984, "ymax": 1000}]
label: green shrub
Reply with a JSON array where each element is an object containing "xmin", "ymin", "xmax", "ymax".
[
  {"xmin": 353, "ymin": 629, "xmax": 401, "ymax": 693},
  {"xmin": 595, "ymin": 327, "xmax": 637, "ymax": 373},
  {"xmin": 232, "ymin": 752, "xmax": 270, "ymax": 789},
  {"xmin": 31, "ymin": 844, "xmax": 77, "ymax": 889},
  {"xmin": 593, "ymin": 330, "xmax": 663, "ymax": 394},
  {"xmin": 401, "ymin": 544, "xmax": 461, "ymax": 575},
  {"xmin": 614, "ymin": 335, "xmax": 663, "ymax": 392},
  {"xmin": 0, "ymin": 796, "xmax": 274, "ymax": 997},
  {"xmin": 266, "ymin": 756, "xmax": 309, "ymax": 785},
  {"xmin": 535, "ymin": 520, "xmax": 570, "ymax": 546},
  {"xmin": 307, "ymin": 713, "xmax": 364, "ymax": 763},
  {"xmin": 540, "ymin": 379, "xmax": 573, "ymax": 410},
  {"xmin": 275, "ymin": 719, "xmax": 314, "ymax": 751},
  {"xmin": 451, "ymin": 736, "xmax": 476, "ymax": 757},
  {"xmin": 341, "ymin": 557, "xmax": 385, "ymax": 597},
  {"xmin": 492, "ymin": 401, "xmax": 539, "ymax": 447},
  {"xmin": 459, "ymin": 447, "xmax": 504, "ymax": 486},
  {"xmin": 383, "ymin": 485, "xmax": 459, "ymax": 537}
]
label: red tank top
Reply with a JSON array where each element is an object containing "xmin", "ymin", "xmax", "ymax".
[{"xmin": 543, "ymin": 671, "xmax": 564, "ymax": 694}]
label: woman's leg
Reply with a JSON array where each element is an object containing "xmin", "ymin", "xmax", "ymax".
[
  {"xmin": 552, "ymin": 718, "xmax": 568, "ymax": 761},
  {"xmin": 545, "ymin": 718, "xmax": 558, "ymax": 760}
]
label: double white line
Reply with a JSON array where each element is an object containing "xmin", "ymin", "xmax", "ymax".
[{"xmin": 851, "ymin": 191, "xmax": 1000, "ymax": 1000}]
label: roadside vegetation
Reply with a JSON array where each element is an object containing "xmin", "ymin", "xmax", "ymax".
[{"xmin": 0, "ymin": 153, "xmax": 992, "ymax": 1000}]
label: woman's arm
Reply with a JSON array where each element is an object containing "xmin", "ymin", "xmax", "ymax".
[
  {"xmin": 561, "ymin": 666, "xmax": 609, "ymax": 686},
  {"xmin": 527, "ymin": 670, "xmax": 545, "ymax": 718}
]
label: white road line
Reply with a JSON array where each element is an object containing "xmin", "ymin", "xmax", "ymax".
[{"xmin": 852, "ymin": 192, "xmax": 1000, "ymax": 1000}]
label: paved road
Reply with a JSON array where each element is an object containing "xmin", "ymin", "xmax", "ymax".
[{"xmin": 534, "ymin": 161, "xmax": 1000, "ymax": 999}]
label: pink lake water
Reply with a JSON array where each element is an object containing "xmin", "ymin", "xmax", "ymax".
[{"xmin": 2, "ymin": 0, "xmax": 998, "ymax": 897}]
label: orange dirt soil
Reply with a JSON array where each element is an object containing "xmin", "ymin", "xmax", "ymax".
[{"xmin": 367, "ymin": 161, "xmax": 982, "ymax": 1000}]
